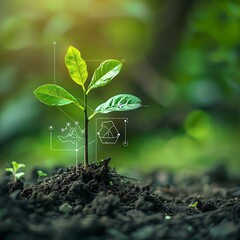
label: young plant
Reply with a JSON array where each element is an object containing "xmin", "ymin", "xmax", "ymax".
[
  {"xmin": 5, "ymin": 161, "xmax": 26, "ymax": 181},
  {"xmin": 37, "ymin": 170, "xmax": 48, "ymax": 180},
  {"xmin": 188, "ymin": 201, "xmax": 201, "ymax": 213},
  {"xmin": 34, "ymin": 46, "xmax": 142, "ymax": 168},
  {"xmin": 188, "ymin": 195, "xmax": 201, "ymax": 213}
]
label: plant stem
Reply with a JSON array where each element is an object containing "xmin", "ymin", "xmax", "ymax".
[{"xmin": 84, "ymin": 92, "xmax": 89, "ymax": 168}]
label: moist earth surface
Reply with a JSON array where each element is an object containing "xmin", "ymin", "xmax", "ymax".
[{"xmin": 0, "ymin": 160, "xmax": 239, "ymax": 240}]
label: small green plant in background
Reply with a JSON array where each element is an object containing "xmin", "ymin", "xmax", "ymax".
[
  {"xmin": 5, "ymin": 161, "xmax": 26, "ymax": 181},
  {"xmin": 188, "ymin": 201, "xmax": 201, "ymax": 213},
  {"xmin": 37, "ymin": 170, "xmax": 48, "ymax": 180},
  {"xmin": 34, "ymin": 46, "xmax": 142, "ymax": 168}
]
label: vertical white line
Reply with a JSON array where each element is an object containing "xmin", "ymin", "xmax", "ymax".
[
  {"xmin": 53, "ymin": 41, "xmax": 56, "ymax": 84},
  {"xmin": 124, "ymin": 119, "xmax": 127, "ymax": 142},
  {"xmin": 95, "ymin": 118, "xmax": 98, "ymax": 161},
  {"xmin": 50, "ymin": 132, "xmax": 53, "ymax": 150},
  {"xmin": 75, "ymin": 141, "xmax": 78, "ymax": 167}
]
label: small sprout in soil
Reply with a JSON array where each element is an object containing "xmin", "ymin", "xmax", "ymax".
[
  {"xmin": 188, "ymin": 201, "xmax": 201, "ymax": 213},
  {"xmin": 37, "ymin": 170, "xmax": 48, "ymax": 180},
  {"xmin": 5, "ymin": 161, "xmax": 26, "ymax": 181},
  {"xmin": 34, "ymin": 46, "xmax": 142, "ymax": 168},
  {"xmin": 188, "ymin": 194, "xmax": 201, "ymax": 213}
]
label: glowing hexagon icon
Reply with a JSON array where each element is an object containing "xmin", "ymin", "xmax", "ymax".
[{"xmin": 97, "ymin": 121, "xmax": 120, "ymax": 144}]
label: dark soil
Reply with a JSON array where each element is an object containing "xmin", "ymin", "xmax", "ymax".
[{"xmin": 0, "ymin": 159, "xmax": 239, "ymax": 240}]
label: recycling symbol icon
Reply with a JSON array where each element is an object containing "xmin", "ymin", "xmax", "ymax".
[{"xmin": 97, "ymin": 121, "xmax": 120, "ymax": 144}]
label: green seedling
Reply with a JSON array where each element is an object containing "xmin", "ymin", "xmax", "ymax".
[
  {"xmin": 34, "ymin": 46, "xmax": 142, "ymax": 168},
  {"xmin": 37, "ymin": 170, "xmax": 48, "ymax": 180},
  {"xmin": 188, "ymin": 201, "xmax": 201, "ymax": 213},
  {"xmin": 5, "ymin": 161, "xmax": 26, "ymax": 181},
  {"xmin": 188, "ymin": 194, "xmax": 201, "ymax": 213}
]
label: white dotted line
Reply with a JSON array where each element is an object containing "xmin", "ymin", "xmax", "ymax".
[
  {"xmin": 84, "ymin": 59, "xmax": 125, "ymax": 62},
  {"xmin": 53, "ymin": 42, "xmax": 56, "ymax": 84},
  {"xmin": 96, "ymin": 117, "xmax": 128, "ymax": 120},
  {"xmin": 75, "ymin": 142, "xmax": 78, "ymax": 167},
  {"xmin": 50, "ymin": 132, "xmax": 52, "ymax": 150},
  {"xmin": 51, "ymin": 149, "xmax": 76, "ymax": 151},
  {"xmin": 95, "ymin": 119, "xmax": 98, "ymax": 161}
]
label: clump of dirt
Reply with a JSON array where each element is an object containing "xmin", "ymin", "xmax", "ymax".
[
  {"xmin": 0, "ymin": 160, "xmax": 239, "ymax": 240},
  {"xmin": 20, "ymin": 158, "xmax": 165, "ymax": 213}
]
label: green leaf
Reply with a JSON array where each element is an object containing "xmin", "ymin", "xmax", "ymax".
[
  {"xmin": 94, "ymin": 94, "xmax": 142, "ymax": 114},
  {"xmin": 87, "ymin": 60, "xmax": 122, "ymax": 94},
  {"xmin": 34, "ymin": 84, "xmax": 82, "ymax": 109},
  {"xmin": 17, "ymin": 163, "xmax": 26, "ymax": 169},
  {"xmin": 5, "ymin": 168, "xmax": 14, "ymax": 174},
  {"xmin": 11, "ymin": 161, "xmax": 18, "ymax": 172},
  {"xmin": 37, "ymin": 170, "xmax": 47, "ymax": 177},
  {"xmin": 11, "ymin": 161, "xmax": 25, "ymax": 173},
  {"xmin": 15, "ymin": 172, "xmax": 25, "ymax": 179},
  {"xmin": 189, "ymin": 202, "xmax": 198, "ymax": 208},
  {"xmin": 65, "ymin": 46, "xmax": 88, "ymax": 87}
]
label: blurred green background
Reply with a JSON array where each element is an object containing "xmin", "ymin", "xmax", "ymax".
[{"xmin": 0, "ymin": 0, "xmax": 239, "ymax": 175}]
